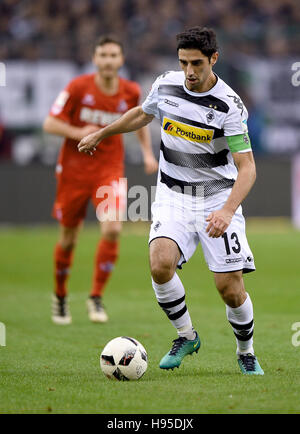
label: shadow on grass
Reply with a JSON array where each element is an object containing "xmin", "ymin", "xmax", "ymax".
[{"xmin": 145, "ymin": 367, "xmax": 241, "ymax": 380}]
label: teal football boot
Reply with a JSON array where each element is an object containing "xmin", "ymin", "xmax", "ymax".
[
  {"xmin": 159, "ymin": 332, "xmax": 201, "ymax": 370},
  {"xmin": 237, "ymin": 353, "xmax": 264, "ymax": 375}
]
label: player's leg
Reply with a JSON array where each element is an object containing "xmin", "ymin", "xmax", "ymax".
[
  {"xmin": 214, "ymin": 271, "xmax": 253, "ymax": 353},
  {"xmin": 52, "ymin": 178, "xmax": 90, "ymax": 325},
  {"xmin": 149, "ymin": 237, "xmax": 200, "ymax": 369},
  {"xmin": 89, "ymin": 174, "xmax": 126, "ymax": 323},
  {"xmin": 199, "ymin": 205, "xmax": 263, "ymax": 375},
  {"xmin": 87, "ymin": 219, "xmax": 122, "ymax": 323},
  {"xmin": 52, "ymin": 224, "xmax": 81, "ymax": 325},
  {"xmin": 214, "ymin": 271, "xmax": 264, "ymax": 375}
]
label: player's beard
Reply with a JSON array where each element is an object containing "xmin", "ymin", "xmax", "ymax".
[
  {"xmin": 100, "ymin": 69, "xmax": 117, "ymax": 79},
  {"xmin": 185, "ymin": 77, "xmax": 201, "ymax": 91},
  {"xmin": 186, "ymin": 71, "xmax": 215, "ymax": 92}
]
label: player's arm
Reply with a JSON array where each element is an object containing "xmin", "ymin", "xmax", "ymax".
[
  {"xmin": 206, "ymin": 98, "xmax": 255, "ymax": 238},
  {"xmin": 223, "ymin": 151, "xmax": 256, "ymax": 214},
  {"xmin": 78, "ymin": 106, "xmax": 154, "ymax": 154},
  {"xmin": 135, "ymin": 126, "xmax": 158, "ymax": 175},
  {"xmin": 43, "ymin": 115, "xmax": 99, "ymax": 141},
  {"xmin": 206, "ymin": 150, "xmax": 256, "ymax": 238}
]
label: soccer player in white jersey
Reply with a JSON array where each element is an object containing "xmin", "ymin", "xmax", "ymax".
[{"xmin": 78, "ymin": 27, "xmax": 264, "ymax": 375}]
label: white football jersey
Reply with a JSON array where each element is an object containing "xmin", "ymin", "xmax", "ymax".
[{"xmin": 142, "ymin": 71, "xmax": 251, "ymax": 202}]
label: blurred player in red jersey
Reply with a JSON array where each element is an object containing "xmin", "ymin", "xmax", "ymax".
[{"xmin": 43, "ymin": 35, "xmax": 158, "ymax": 325}]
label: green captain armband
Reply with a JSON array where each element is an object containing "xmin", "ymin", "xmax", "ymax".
[{"xmin": 226, "ymin": 133, "xmax": 252, "ymax": 153}]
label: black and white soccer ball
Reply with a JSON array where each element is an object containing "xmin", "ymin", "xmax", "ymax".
[{"xmin": 100, "ymin": 336, "xmax": 148, "ymax": 381}]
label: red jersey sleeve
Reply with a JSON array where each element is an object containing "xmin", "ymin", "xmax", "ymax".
[
  {"xmin": 49, "ymin": 78, "xmax": 81, "ymax": 124},
  {"xmin": 122, "ymin": 80, "xmax": 141, "ymax": 111},
  {"xmin": 131, "ymin": 82, "xmax": 141, "ymax": 109}
]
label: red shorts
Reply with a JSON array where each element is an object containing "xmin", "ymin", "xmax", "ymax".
[{"xmin": 52, "ymin": 168, "xmax": 127, "ymax": 227}]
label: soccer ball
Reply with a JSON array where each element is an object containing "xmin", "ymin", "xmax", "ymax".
[{"xmin": 100, "ymin": 336, "xmax": 148, "ymax": 381}]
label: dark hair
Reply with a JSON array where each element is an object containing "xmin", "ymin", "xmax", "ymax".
[
  {"xmin": 176, "ymin": 27, "xmax": 218, "ymax": 60},
  {"xmin": 94, "ymin": 35, "xmax": 124, "ymax": 53}
]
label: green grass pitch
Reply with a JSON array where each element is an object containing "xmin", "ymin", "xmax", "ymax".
[{"xmin": 0, "ymin": 220, "xmax": 299, "ymax": 414}]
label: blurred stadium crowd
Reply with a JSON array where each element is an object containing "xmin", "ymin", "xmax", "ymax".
[
  {"xmin": 0, "ymin": 0, "xmax": 299, "ymax": 163},
  {"xmin": 1, "ymin": 0, "xmax": 299, "ymax": 71}
]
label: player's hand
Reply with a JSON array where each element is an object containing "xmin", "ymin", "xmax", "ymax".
[
  {"xmin": 79, "ymin": 125, "xmax": 100, "ymax": 140},
  {"xmin": 78, "ymin": 130, "xmax": 102, "ymax": 155},
  {"xmin": 144, "ymin": 154, "xmax": 158, "ymax": 175},
  {"xmin": 206, "ymin": 208, "xmax": 234, "ymax": 238}
]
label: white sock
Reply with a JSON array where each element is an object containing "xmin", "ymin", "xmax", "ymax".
[
  {"xmin": 226, "ymin": 293, "xmax": 254, "ymax": 355},
  {"xmin": 177, "ymin": 324, "xmax": 196, "ymax": 340},
  {"xmin": 152, "ymin": 273, "xmax": 195, "ymax": 340}
]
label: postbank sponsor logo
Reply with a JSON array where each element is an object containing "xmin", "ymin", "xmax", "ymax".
[{"xmin": 162, "ymin": 117, "xmax": 214, "ymax": 143}]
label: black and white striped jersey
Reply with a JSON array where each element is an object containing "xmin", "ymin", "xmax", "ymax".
[{"xmin": 142, "ymin": 71, "xmax": 251, "ymax": 199}]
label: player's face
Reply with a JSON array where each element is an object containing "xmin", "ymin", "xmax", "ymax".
[
  {"xmin": 178, "ymin": 49, "xmax": 218, "ymax": 92},
  {"xmin": 93, "ymin": 43, "xmax": 124, "ymax": 79}
]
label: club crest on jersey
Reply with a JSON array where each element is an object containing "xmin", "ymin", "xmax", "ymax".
[
  {"xmin": 117, "ymin": 99, "xmax": 128, "ymax": 113},
  {"xmin": 206, "ymin": 109, "xmax": 215, "ymax": 124},
  {"xmin": 82, "ymin": 94, "xmax": 95, "ymax": 106},
  {"xmin": 162, "ymin": 117, "xmax": 213, "ymax": 144}
]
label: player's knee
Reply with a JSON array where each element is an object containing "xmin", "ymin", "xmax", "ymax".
[
  {"xmin": 150, "ymin": 258, "xmax": 175, "ymax": 284},
  {"xmin": 59, "ymin": 239, "xmax": 77, "ymax": 251},
  {"xmin": 59, "ymin": 227, "xmax": 79, "ymax": 251},
  {"xmin": 215, "ymin": 273, "xmax": 244, "ymax": 305},
  {"xmin": 102, "ymin": 228, "xmax": 121, "ymax": 242},
  {"xmin": 149, "ymin": 238, "xmax": 180, "ymax": 284},
  {"xmin": 101, "ymin": 222, "xmax": 122, "ymax": 241},
  {"xmin": 220, "ymin": 287, "xmax": 240, "ymax": 306},
  {"xmin": 151, "ymin": 266, "xmax": 174, "ymax": 284}
]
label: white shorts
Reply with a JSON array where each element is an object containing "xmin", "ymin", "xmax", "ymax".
[{"xmin": 149, "ymin": 184, "xmax": 255, "ymax": 274}]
